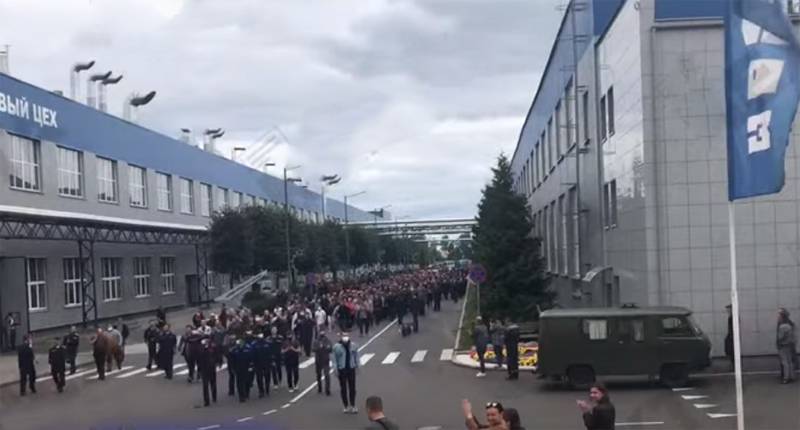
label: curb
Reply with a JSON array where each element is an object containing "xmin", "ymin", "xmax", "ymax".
[{"xmin": 450, "ymin": 352, "xmax": 537, "ymax": 372}]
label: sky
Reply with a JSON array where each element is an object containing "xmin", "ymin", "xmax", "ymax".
[{"xmin": 0, "ymin": 0, "xmax": 562, "ymax": 219}]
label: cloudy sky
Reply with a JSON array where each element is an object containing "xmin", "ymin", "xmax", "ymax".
[{"xmin": 0, "ymin": 0, "xmax": 562, "ymax": 219}]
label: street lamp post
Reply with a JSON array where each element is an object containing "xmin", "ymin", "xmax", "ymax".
[
  {"xmin": 284, "ymin": 165, "xmax": 302, "ymax": 290},
  {"xmin": 344, "ymin": 190, "xmax": 366, "ymax": 278}
]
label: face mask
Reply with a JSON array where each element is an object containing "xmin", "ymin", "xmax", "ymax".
[{"xmin": 342, "ymin": 336, "xmax": 350, "ymax": 343}]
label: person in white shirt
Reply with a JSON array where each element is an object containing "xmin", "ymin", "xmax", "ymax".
[{"xmin": 315, "ymin": 307, "xmax": 328, "ymax": 338}]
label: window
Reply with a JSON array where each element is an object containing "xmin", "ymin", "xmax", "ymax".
[
  {"xmin": 565, "ymin": 81, "xmax": 574, "ymax": 148},
  {"xmin": 554, "ymin": 102, "xmax": 562, "ymax": 159},
  {"xmin": 550, "ymin": 202, "xmax": 558, "ymax": 272},
  {"xmin": 101, "ymin": 258, "xmax": 121, "ymax": 301},
  {"xmin": 156, "ymin": 173, "xmax": 172, "ymax": 211},
  {"xmin": 618, "ymin": 319, "xmax": 645, "ymax": 342},
  {"xmin": 661, "ymin": 317, "xmax": 693, "ymax": 337},
  {"xmin": 26, "ymin": 258, "xmax": 47, "ymax": 311},
  {"xmin": 207, "ymin": 270, "xmax": 217, "ymax": 290},
  {"xmin": 603, "ymin": 180, "xmax": 618, "ymax": 229},
  {"xmin": 547, "ymin": 119, "xmax": 554, "ymax": 169},
  {"xmin": 231, "ymin": 191, "xmax": 242, "ymax": 208},
  {"xmin": 790, "ymin": 0, "xmax": 800, "ymax": 14},
  {"xmin": 57, "ymin": 147, "xmax": 83, "ymax": 197},
  {"xmin": 160, "ymin": 257, "xmax": 175, "ymax": 294},
  {"xmin": 133, "ymin": 257, "xmax": 151, "ymax": 297},
  {"xmin": 559, "ymin": 194, "xmax": 567, "ymax": 275},
  {"xmin": 582, "ymin": 319, "xmax": 608, "ymax": 340},
  {"xmin": 63, "ymin": 258, "xmax": 82, "ymax": 307},
  {"xmin": 129, "ymin": 165, "xmax": 147, "ymax": 208},
  {"xmin": 179, "ymin": 178, "xmax": 194, "ymax": 214},
  {"xmin": 258, "ymin": 198, "xmax": 267, "ymax": 207},
  {"xmin": 582, "ymin": 91, "xmax": 590, "ymax": 144},
  {"xmin": 528, "ymin": 152, "xmax": 534, "ymax": 192},
  {"xmin": 607, "ymin": 87, "xmax": 615, "ymax": 136},
  {"xmin": 569, "ymin": 187, "xmax": 580, "ymax": 277},
  {"xmin": 97, "ymin": 158, "xmax": 118, "ymax": 203},
  {"xmin": 217, "ymin": 187, "xmax": 229, "ymax": 210},
  {"xmin": 246, "ymin": 194, "xmax": 255, "ymax": 206},
  {"xmin": 9, "ymin": 134, "xmax": 41, "ymax": 191},
  {"xmin": 200, "ymin": 183, "xmax": 212, "ymax": 216},
  {"xmin": 599, "ymin": 95, "xmax": 607, "ymax": 141}
]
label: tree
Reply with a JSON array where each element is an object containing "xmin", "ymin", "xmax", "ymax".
[
  {"xmin": 210, "ymin": 208, "xmax": 254, "ymax": 288},
  {"xmin": 472, "ymin": 154, "xmax": 552, "ymax": 321}
]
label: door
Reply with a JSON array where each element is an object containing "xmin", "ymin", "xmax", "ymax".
[
  {"xmin": 612, "ymin": 318, "xmax": 649, "ymax": 375},
  {"xmin": 185, "ymin": 274, "xmax": 200, "ymax": 305}
]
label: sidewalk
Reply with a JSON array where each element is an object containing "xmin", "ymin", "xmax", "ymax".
[{"xmin": 0, "ymin": 304, "xmax": 209, "ymax": 387}]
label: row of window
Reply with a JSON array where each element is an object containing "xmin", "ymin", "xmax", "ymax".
[
  {"xmin": 514, "ymin": 86, "xmax": 615, "ymax": 198},
  {"xmin": 533, "ymin": 187, "xmax": 580, "ymax": 277},
  {"xmin": 25, "ymin": 256, "xmax": 177, "ymax": 311},
  {"xmin": 582, "ymin": 316, "xmax": 695, "ymax": 341},
  {"xmin": 8, "ymin": 134, "xmax": 341, "ymax": 224}
]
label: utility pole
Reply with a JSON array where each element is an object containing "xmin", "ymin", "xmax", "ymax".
[{"xmin": 283, "ymin": 166, "xmax": 302, "ymax": 290}]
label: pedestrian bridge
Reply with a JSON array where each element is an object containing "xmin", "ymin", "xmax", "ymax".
[{"xmin": 350, "ymin": 218, "xmax": 475, "ymax": 240}]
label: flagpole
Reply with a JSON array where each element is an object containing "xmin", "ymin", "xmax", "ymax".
[{"xmin": 728, "ymin": 201, "xmax": 745, "ymax": 430}]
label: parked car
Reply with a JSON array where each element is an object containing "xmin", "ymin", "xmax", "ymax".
[{"xmin": 537, "ymin": 305, "xmax": 711, "ymax": 388}]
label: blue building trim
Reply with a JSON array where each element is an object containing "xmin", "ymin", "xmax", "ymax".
[
  {"xmin": 0, "ymin": 73, "xmax": 372, "ymax": 221},
  {"xmin": 654, "ymin": 0, "xmax": 726, "ymax": 21}
]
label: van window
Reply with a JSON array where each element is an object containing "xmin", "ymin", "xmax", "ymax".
[
  {"xmin": 661, "ymin": 317, "xmax": 693, "ymax": 337},
  {"xmin": 632, "ymin": 320, "xmax": 645, "ymax": 342},
  {"xmin": 582, "ymin": 319, "xmax": 607, "ymax": 340},
  {"xmin": 618, "ymin": 319, "xmax": 645, "ymax": 342}
]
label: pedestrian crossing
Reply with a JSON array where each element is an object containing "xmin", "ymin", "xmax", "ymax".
[{"xmin": 31, "ymin": 349, "xmax": 455, "ymax": 385}]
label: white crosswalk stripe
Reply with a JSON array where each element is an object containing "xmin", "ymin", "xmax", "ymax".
[
  {"xmin": 65, "ymin": 369, "xmax": 96, "ymax": 381},
  {"xmin": 146, "ymin": 363, "xmax": 187, "ymax": 377},
  {"xmin": 382, "ymin": 352, "xmax": 400, "ymax": 364},
  {"xmin": 440, "ymin": 349, "xmax": 454, "ymax": 361},
  {"xmin": 88, "ymin": 366, "xmax": 134, "ymax": 380},
  {"xmin": 218, "ymin": 363, "xmax": 227, "ymax": 372},
  {"xmin": 176, "ymin": 368, "xmax": 191, "ymax": 376},
  {"xmin": 116, "ymin": 368, "xmax": 148, "ymax": 379},
  {"xmin": 359, "ymin": 353, "xmax": 375, "ymax": 365},
  {"xmin": 411, "ymin": 350, "xmax": 427, "ymax": 363},
  {"xmin": 299, "ymin": 358, "xmax": 315, "ymax": 369}
]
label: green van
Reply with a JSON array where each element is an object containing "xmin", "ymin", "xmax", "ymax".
[{"xmin": 537, "ymin": 306, "xmax": 711, "ymax": 388}]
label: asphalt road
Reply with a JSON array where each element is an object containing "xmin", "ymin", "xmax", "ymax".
[{"xmin": 1, "ymin": 299, "xmax": 798, "ymax": 430}]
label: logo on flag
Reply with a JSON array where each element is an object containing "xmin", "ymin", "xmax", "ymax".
[{"xmin": 726, "ymin": 0, "xmax": 800, "ymax": 200}]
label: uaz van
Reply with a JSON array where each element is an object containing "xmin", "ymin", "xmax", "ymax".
[{"xmin": 537, "ymin": 306, "xmax": 711, "ymax": 388}]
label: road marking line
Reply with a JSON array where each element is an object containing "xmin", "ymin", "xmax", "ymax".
[
  {"xmin": 236, "ymin": 417, "xmax": 253, "ymax": 423},
  {"xmin": 263, "ymin": 409, "xmax": 278, "ymax": 416},
  {"xmin": 145, "ymin": 363, "xmax": 186, "ymax": 377},
  {"xmin": 299, "ymin": 358, "xmax": 315, "ymax": 369},
  {"xmin": 281, "ymin": 403, "xmax": 291, "ymax": 409},
  {"xmin": 359, "ymin": 353, "xmax": 375, "ymax": 365},
  {"xmin": 197, "ymin": 425, "xmax": 220, "ymax": 430},
  {"xmin": 88, "ymin": 366, "xmax": 133, "ymax": 380},
  {"xmin": 616, "ymin": 422, "xmax": 664, "ymax": 427},
  {"xmin": 176, "ymin": 369, "xmax": 190, "ymax": 376},
  {"xmin": 65, "ymin": 369, "xmax": 96, "ymax": 380},
  {"xmin": 707, "ymin": 413, "xmax": 738, "ymax": 419},
  {"xmin": 411, "ymin": 350, "xmax": 427, "ymax": 363},
  {"xmin": 288, "ymin": 319, "xmax": 398, "ymax": 405},
  {"xmin": 440, "ymin": 349, "xmax": 454, "ymax": 361},
  {"xmin": 116, "ymin": 368, "xmax": 148, "ymax": 379},
  {"xmin": 217, "ymin": 364, "xmax": 227, "ymax": 372},
  {"xmin": 693, "ymin": 404, "xmax": 718, "ymax": 409},
  {"xmin": 681, "ymin": 395, "xmax": 708, "ymax": 400},
  {"xmin": 671, "ymin": 387, "xmax": 694, "ymax": 392},
  {"xmin": 382, "ymin": 352, "xmax": 400, "ymax": 364}
]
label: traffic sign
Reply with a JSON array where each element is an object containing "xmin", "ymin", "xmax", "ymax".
[{"xmin": 468, "ymin": 264, "xmax": 486, "ymax": 284}]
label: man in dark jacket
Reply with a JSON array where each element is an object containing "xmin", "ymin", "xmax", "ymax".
[
  {"xmin": 63, "ymin": 326, "xmax": 80, "ymax": 374},
  {"xmin": 313, "ymin": 330, "xmax": 332, "ymax": 395},
  {"xmin": 267, "ymin": 327, "xmax": 284, "ymax": 388},
  {"xmin": 184, "ymin": 329, "xmax": 204, "ymax": 383},
  {"xmin": 473, "ymin": 317, "xmax": 489, "ymax": 377},
  {"xmin": 48, "ymin": 337, "xmax": 67, "ymax": 393},
  {"xmin": 17, "ymin": 335, "xmax": 36, "ymax": 396},
  {"xmin": 253, "ymin": 334, "xmax": 271, "ymax": 398},
  {"xmin": 578, "ymin": 383, "xmax": 616, "ymax": 430},
  {"xmin": 158, "ymin": 325, "xmax": 177, "ymax": 379},
  {"xmin": 504, "ymin": 324, "xmax": 520, "ymax": 380},
  {"xmin": 144, "ymin": 321, "xmax": 160, "ymax": 370},
  {"xmin": 197, "ymin": 338, "xmax": 218, "ymax": 407}
]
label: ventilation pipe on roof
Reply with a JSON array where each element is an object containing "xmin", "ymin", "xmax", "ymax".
[
  {"xmin": 87, "ymin": 71, "xmax": 111, "ymax": 108},
  {"xmin": 123, "ymin": 91, "xmax": 156, "ymax": 123},
  {"xmin": 204, "ymin": 128, "xmax": 223, "ymax": 154},
  {"xmin": 0, "ymin": 45, "xmax": 10, "ymax": 75},
  {"xmin": 98, "ymin": 74, "xmax": 123, "ymax": 112},
  {"xmin": 70, "ymin": 60, "xmax": 95, "ymax": 100},
  {"xmin": 180, "ymin": 128, "xmax": 192, "ymax": 145}
]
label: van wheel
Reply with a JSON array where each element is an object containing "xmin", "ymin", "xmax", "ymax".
[
  {"xmin": 567, "ymin": 366, "xmax": 595, "ymax": 389},
  {"xmin": 660, "ymin": 364, "xmax": 689, "ymax": 388}
]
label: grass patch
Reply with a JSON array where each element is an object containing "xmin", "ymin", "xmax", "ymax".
[{"xmin": 457, "ymin": 282, "xmax": 478, "ymax": 351}]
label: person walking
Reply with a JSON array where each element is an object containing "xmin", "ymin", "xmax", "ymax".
[
  {"xmin": 333, "ymin": 331, "xmax": 359, "ymax": 414},
  {"xmin": 490, "ymin": 320, "xmax": 505, "ymax": 369},
  {"xmin": 253, "ymin": 333, "xmax": 271, "ymax": 398},
  {"xmin": 578, "ymin": 383, "xmax": 616, "ymax": 430},
  {"xmin": 231, "ymin": 338, "xmax": 253, "ymax": 402},
  {"xmin": 473, "ymin": 317, "xmax": 489, "ymax": 377},
  {"xmin": 505, "ymin": 323, "xmax": 520, "ymax": 380},
  {"xmin": 63, "ymin": 326, "xmax": 80, "ymax": 374},
  {"xmin": 777, "ymin": 308, "xmax": 796, "ymax": 384},
  {"xmin": 91, "ymin": 328, "xmax": 109, "ymax": 380},
  {"xmin": 198, "ymin": 338, "xmax": 218, "ymax": 407},
  {"xmin": 144, "ymin": 321, "xmax": 160, "ymax": 370},
  {"xmin": 184, "ymin": 328, "xmax": 203, "ymax": 383},
  {"xmin": 268, "ymin": 326, "xmax": 284, "ymax": 389},
  {"xmin": 283, "ymin": 335, "xmax": 302, "ymax": 392},
  {"xmin": 158, "ymin": 325, "xmax": 177, "ymax": 380},
  {"xmin": 364, "ymin": 396, "xmax": 399, "ymax": 430},
  {"xmin": 17, "ymin": 335, "xmax": 36, "ymax": 396},
  {"xmin": 48, "ymin": 337, "xmax": 67, "ymax": 393},
  {"xmin": 313, "ymin": 330, "xmax": 332, "ymax": 396}
]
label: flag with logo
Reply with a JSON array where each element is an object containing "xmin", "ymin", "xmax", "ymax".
[{"xmin": 726, "ymin": 0, "xmax": 800, "ymax": 200}]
